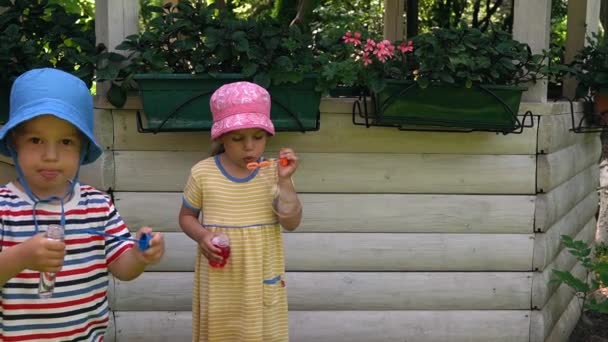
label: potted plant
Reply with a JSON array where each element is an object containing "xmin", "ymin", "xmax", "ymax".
[
  {"xmin": 97, "ymin": 0, "xmax": 323, "ymax": 133},
  {"xmin": 331, "ymin": 25, "xmax": 548, "ymax": 134},
  {"xmin": 564, "ymin": 33, "xmax": 608, "ymax": 126},
  {"xmin": 0, "ymin": 0, "xmax": 98, "ymax": 124}
]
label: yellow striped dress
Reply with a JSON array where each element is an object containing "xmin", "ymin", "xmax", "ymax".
[{"xmin": 183, "ymin": 155, "xmax": 289, "ymax": 342}]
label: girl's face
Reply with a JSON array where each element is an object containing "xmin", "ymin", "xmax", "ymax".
[
  {"xmin": 219, "ymin": 128, "xmax": 269, "ymax": 170},
  {"xmin": 11, "ymin": 115, "xmax": 82, "ymax": 198}
]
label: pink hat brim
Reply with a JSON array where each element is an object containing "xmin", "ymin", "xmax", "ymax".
[{"xmin": 211, "ymin": 112, "xmax": 275, "ymax": 140}]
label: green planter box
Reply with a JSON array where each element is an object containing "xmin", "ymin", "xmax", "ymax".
[
  {"xmin": 355, "ymin": 80, "xmax": 530, "ymax": 134},
  {"xmin": 133, "ymin": 74, "xmax": 321, "ymax": 133}
]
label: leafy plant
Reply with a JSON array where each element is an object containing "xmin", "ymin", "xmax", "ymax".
[
  {"xmin": 0, "ymin": 0, "xmax": 98, "ymax": 90},
  {"xmin": 552, "ymin": 235, "xmax": 608, "ymax": 314},
  {"xmin": 97, "ymin": 0, "xmax": 320, "ymax": 107},
  {"xmin": 564, "ymin": 33, "xmax": 608, "ymax": 99},
  {"xmin": 326, "ymin": 25, "xmax": 550, "ymax": 94}
]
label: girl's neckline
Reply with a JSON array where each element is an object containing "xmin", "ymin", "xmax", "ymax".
[{"xmin": 214, "ymin": 154, "xmax": 260, "ymax": 183}]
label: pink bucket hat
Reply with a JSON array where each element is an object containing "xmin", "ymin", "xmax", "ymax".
[{"xmin": 210, "ymin": 81, "xmax": 275, "ymax": 140}]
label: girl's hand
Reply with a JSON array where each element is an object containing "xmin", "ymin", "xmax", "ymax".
[
  {"xmin": 21, "ymin": 233, "xmax": 66, "ymax": 273},
  {"xmin": 198, "ymin": 232, "xmax": 223, "ymax": 264},
  {"xmin": 134, "ymin": 227, "xmax": 164, "ymax": 265},
  {"xmin": 277, "ymin": 148, "xmax": 298, "ymax": 179}
]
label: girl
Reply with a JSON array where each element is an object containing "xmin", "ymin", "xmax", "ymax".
[{"xmin": 178, "ymin": 81, "xmax": 302, "ymax": 341}]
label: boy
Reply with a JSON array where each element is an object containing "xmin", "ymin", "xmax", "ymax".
[{"xmin": 0, "ymin": 68, "xmax": 164, "ymax": 341}]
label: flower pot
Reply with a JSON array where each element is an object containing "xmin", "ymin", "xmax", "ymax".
[
  {"xmin": 594, "ymin": 88, "xmax": 608, "ymax": 123},
  {"xmin": 355, "ymin": 80, "xmax": 529, "ymax": 134},
  {"xmin": 133, "ymin": 73, "xmax": 321, "ymax": 133},
  {"xmin": 328, "ymin": 85, "xmax": 363, "ymax": 98}
]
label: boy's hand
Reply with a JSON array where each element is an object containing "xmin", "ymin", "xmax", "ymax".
[
  {"xmin": 197, "ymin": 232, "xmax": 223, "ymax": 264},
  {"xmin": 277, "ymin": 147, "xmax": 298, "ymax": 179},
  {"xmin": 134, "ymin": 227, "xmax": 164, "ymax": 265},
  {"xmin": 21, "ymin": 233, "xmax": 66, "ymax": 273}
]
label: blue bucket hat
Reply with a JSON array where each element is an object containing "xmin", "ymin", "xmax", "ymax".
[{"xmin": 0, "ymin": 68, "xmax": 102, "ymax": 165}]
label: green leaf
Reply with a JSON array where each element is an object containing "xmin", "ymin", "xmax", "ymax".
[
  {"xmin": 107, "ymin": 83, "xmax": 127, "ymax": 108},
  {"xmin": 253, "ymin": 73, "xmax": 271, "ymax": 88},
  {"xmin": 242, "ymin": 63, "xmax": 258, "ymax": 77},
  {"xmin": 438, "ymin": 72, "xmax": 455, "ymax": 84}
]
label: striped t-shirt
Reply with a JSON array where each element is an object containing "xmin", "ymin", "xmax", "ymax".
[{"xmin": 0, "ymin": 182, "xmax": 134, "ymax": 341}]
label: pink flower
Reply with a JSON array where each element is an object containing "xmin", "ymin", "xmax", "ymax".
[
  {"xmin": 362, "ymin": 52, "xmax": 372, "ymax": 66},
  {"xmin": 373, "ymin": 40, "xmax": 395, "ymax": 63},
  {"xmin": 364, "ymin": 39, "xmax": 376, "ymax": 52},
  {"xmin": 398, "ymin": 41, "xmax": 414, "ymax": 53},
  {"xmin": 343, "ymin": 31, "xmax": 362, "ymax": 46}
]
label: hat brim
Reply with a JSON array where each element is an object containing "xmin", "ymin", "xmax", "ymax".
[
  {"xmin": 211, "ymin": 112, "xmax": 275, "ymax": 140},
  {"xmin": 0, "ymin": 98, "xmax": 102, "ymax": 165}
]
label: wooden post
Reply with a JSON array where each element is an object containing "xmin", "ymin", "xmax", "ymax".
[
  {"xmin": 95, "ymin": 0, "xmax": 139, "ymax": 99},
  {"xmin": 562, "ymin": 0, "xmax": 601, "ymax": 99},
  {"xmin": 512, "ymin": 0, "xmax": 551, "ymax": 103},
  {"xmin": 383, "ymin": 0, "xmax": 405, "ymax": 41}
]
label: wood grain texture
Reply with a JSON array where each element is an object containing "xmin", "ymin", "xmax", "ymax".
[
  {"xmin": 147, "ymin": 232, "xmax": 534, "ymax": 272},
  {"xmin": 533, "ymin": 193, "xmax": 597, "ymax": 270},
  {"xmin": 112, "ymin": 110, "xmax": 538, "ymax": 155},
  {"xmin": 536, "ymin": 137, "xmax": 601, "ymax": 193},
  {"xmin": 534, "ymin": 165, "xmax": 599, "ymax": 231},
  {"xmin": 111, "ymin": 272, "xmax": 532, "ymax": 311},
  {"xmin": 107, "ymin": 310, "xmax": 531, "ymax": 342},
  {"xmin": 114, "ymin": 192, "xmax": 536, "ymax": 234},
  {"xmin": 113, "ymin": 151, "xmax": 536, "ymax": 193},
  {"xmin": 531, "ymin": 218, "xmax": 595, "ymax": 309}
]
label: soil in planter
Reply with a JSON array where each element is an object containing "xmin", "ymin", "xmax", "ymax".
[{"xmin": 569, "ymin": 311, "xmax": 608, "ymax": 341}]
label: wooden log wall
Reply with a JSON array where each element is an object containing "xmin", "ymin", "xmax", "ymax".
[{"xmin": 0, "ymin": 98, "xmax": 600, "ymax": 342}]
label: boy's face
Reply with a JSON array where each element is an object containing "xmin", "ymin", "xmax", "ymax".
[
  {"xmin": 11, "ymin": 115, "xmax": 82, "ymax": 198},
  {"xmin": 219, "ymin": 128, "xmax": 269, "ymax": 169}
]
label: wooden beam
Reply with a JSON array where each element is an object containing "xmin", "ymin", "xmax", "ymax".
[
  {"xmin": 563, "ymin": 0, "xmax": 602, "ymax": 99},
  {"xmin": 383, "ymin": 0, "xmax": 405, "ymax": 41},
  {"xmin": 536, "ymin": 136, "xmax": 601, "ymax": 193},
  {"xmin": 534, "ymin": 165, "xmax": 599, "ymax": 231},
  {"xmin": 109, "ymin": 310, "xmax": 531, "ymax": 342},
  {"xmin": 115, "ymin": 192, "xmax": 536, "ymax": 234},
  {"xmin": 512, "ymin": 0, "xmax": 551, "ymax": 102},
  {"xmin": 95, "ymin": 0, "xmax": 139, "ymax": 98},
  {"xmin": 111, "ymin": 272, "xmax": 532, "ymax": 311},
  {"xmin": 147, "ymin": 232, "xmax": 534, "ymax": 272},
  {"xmin": 113, "ymin": 152, "xmax": 536, "ymax": 193}
]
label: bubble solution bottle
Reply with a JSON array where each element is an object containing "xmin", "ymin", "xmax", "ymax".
[
  {"xmin": 38, "ymin": 224, "xmax": 65, "ymax": 298},
  {"xmin": 209, "ymin": 234, "xmax": 230, "ymax": 268}
]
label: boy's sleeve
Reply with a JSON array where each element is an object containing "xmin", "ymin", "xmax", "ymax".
[
  {"xmin": 103, "ymin": 198, "xmax": 134, "ymax": 264},
  {"xmin": 183, "ymin": 170, "xmax": 202, "ymax": 212}
]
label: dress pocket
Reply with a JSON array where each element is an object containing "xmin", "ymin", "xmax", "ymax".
[{"xmin": 263, "ymin": 275, "xmax": 285, "ymax": 306}]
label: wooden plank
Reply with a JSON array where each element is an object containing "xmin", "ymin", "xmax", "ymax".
[
  {"xmin": 383, "ymin": 0, "xmax": 404, "ymax": 41},
  {"xmin": 534, "ymin": 165, "xmax": 599, "ymax": 231},
  {"xmin": 94, "ymin": 0, "xmax": 139, "ymax": 98},
  {"xmin": 531, "ymin": 217, "xmax": 595, "ymax": 309},
  {"xmin": 513, "ymin": 0, "xmax": 551, "ymax": 102},
  {"xmin": 111, "ymin": 272, "xmax": 532, "ymax": 311},
  {"xmin": 544, "ymin": 292, "xmax": 583, "ymax": 342},
  {"xmin": 147, "ymin": 232, "xmax": 534, "ymax": 272},
  {"xmin": 536, "ymin": 137, "xmax": 601, "ymax": 193},
  {"xmin": 114, "ymin": 152, "xmax": 537, "ymax": 194},
  {"xmin": 0, "ymin": 161, "xmax": 15, "ymax": 184},
  {"xmin": 115, "ymin": 192, "xmax": 535, "ymax": 234},
  {"xmin": 533, "ymin": 193, "xmax": 598, "ymax": 270},
  {"xmin": 112, "ymin": 110, "xmax": 538, "ymax": 154},
  {"xmin": 109, "ymin": 310, "xmax": 531, "ymax": 342},
  {"xmin": 536, "ymin": 108, "xmax": 593, "ymax": 154},
  {"xmin": 530, "ymin": 263, "xmax": 585, "ymax": 342},
  {"xmin": 563, "ymin": 0, "xmax": 602, "ymax": 98},
  {"xmin": 79, "ymin": 151, "xmax": 115, "ymax": 191},
  {"xmin": 93, "ymin": 109, "xmax": 114, "ymax": 151}
]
